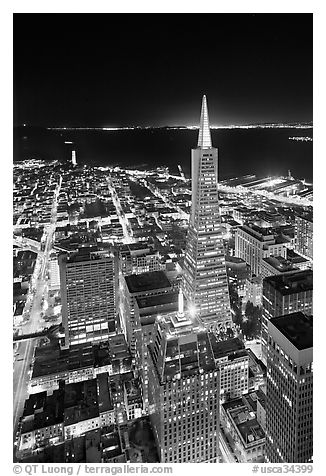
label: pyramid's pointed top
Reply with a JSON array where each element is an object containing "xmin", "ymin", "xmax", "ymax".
[{"xmin": 197, "ymin": 95, "xmax": 212, "ymax": 149}]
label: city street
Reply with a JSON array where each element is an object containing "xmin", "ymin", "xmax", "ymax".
[
  {"xmin": 137, "ymin": 176, "xmax": 189, "ymax": 220},
  {"xmin": 107, "ymin": 177, "xmax": 135, "ymax": 244},
  {"xmin": 13, "ymin": 177, "xmax": 61, "ymax": 447}
]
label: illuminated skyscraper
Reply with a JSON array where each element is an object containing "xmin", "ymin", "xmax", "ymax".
[
  {"xmin": 148, "ymin": 292, "xmax": 220, "ymax": 463},
  {"xmin": 261, "ymin": 269, "xmax": 313, "ymax": 362},
  {"xmin": 182, "ymin": 95, "xmax": 232, "ymax": 331},
  {"xmin": 265, "ymin": 313, "xmax": 313, "ymax": 463},
  {"xmin": 59, "ymin": 247, "xmax": 118, "ymax": 347}
]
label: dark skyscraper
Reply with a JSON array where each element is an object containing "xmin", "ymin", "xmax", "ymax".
[{"xmin": 182, "ymin": 96, "xmax": 232, "ymax": 331}]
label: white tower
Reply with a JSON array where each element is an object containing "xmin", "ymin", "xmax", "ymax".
[{"xmin": 72, "ymin": 150, "xmax": 77, "ymax": 167}]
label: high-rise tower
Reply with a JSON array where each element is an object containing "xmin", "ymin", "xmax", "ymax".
[
  {"xmin": 182, "ymin": 95, "xmax": 232, "ymax": 331},
  {"xmin": 59, "ymin": 247, "xmax": 118, "ymax": 348},
  {"xmin": 147, "ymin": 294, "xmax": 220, "ymax": 463},
  {"xmin": 265, "ymin": 313, "xmax": 313, "ymax": 463}
]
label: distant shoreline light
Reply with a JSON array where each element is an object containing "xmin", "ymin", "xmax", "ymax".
[
  {"xmin": 288, "ymin": 136, "xmax": 313, "ymax": 142},
  {"xmin": 47, "ymin": 123, "xmax": 313, "ymax": 132}
]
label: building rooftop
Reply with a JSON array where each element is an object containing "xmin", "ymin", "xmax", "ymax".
[
  {"xmin": 223, "ymin": 393, "xmax": 265, "ymax": 447},
  {"xmin": 269, "ymin": 312, "xmax": 313, "ymax": 350},
  {"xmin": 262, "ymin": 256, "xmax": 298, "ymax": 273},
  {"xmin": 210, "ymin": 336, "xmax": 246, "ymax": 361},
  {"xmin": 149, "ymin": 312, "xmax": 216, "ymax": 383},
  {"xmin": 32, "ymin": 336, "xmax": 131, "ymax": 379},
  {"xmin": 125, "ymin": 270, "xmax": 171, "ymax": 294},
  {"xmin": 21, "ymin": 389, "xmax": 65, "ymax": 433},
  {"xmin": 264, "ymin": 269, "xmax": 313, "ymax": 295},
  {"xmin": 296, "ymin": 211, "xmax": 313, "ymax": 223},
  {"xmin": 62, "ymin": 247, "xmax": 114, "ymax": 264},
  {"xmin": 239, "ymin": 224, "xmax": 275, "ymax": 239},
  {"xmin": 124, "ymin": 377, "xmax": 142, "ymax": 404},
  {"xmin": 136, "ymin": 291, "xmax": 178, "ymax": 309},
  {"xmin": 97, "ymin": 373, "xmax": 113, "ymax": 413},
  {"xmin": 225, "ymin": 256, "xmax": 247, "ymax": 265},
  {"xmin": 287, "ymin": 249, "xmax": 309, "ymax": 264},
  {"xmin": 64, "ymin": 379, "xmax": 99, "ymax": 426},
  {"xmin": 119, "ymin": 243, "xmax": 151, "ymax": 253}
]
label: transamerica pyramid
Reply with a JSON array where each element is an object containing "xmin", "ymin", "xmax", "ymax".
[{"xmin": 182, "ymin": 95, "xmax": 232, "ymax": 331}]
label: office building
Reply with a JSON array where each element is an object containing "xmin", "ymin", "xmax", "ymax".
[
  {"xmin": 265, "ymin": 313, "xmax": 313, "ymax": 463},
  {"xmin": 261, "ymin": 255, "xmax": 299, "ymax": 280},
  {"xmin": 244, "ymin": 275, "xmax": 263, "ymax": 308},
  {"xmin": 182, "ymin": 95, "xmax": 232, "ymax": 331},
  {"xmin": 148, "ymin": 299, "xmax": 220, "ymax": 462},
  {"xmin": 120, "ymin": 270, "xmax": 172, "ymax": 361},
  {"xmin": 235, "ymin": 224, "xmax": 287, "ymax": 277},
  {"xmin": 210, "ymin": 337, "xmax": 249, "ymax": 402},
  {"xmin": 119, "ymin": 243, "xmax": 162, "ymax": 276},
  {"xmin": 261, "ymin": 270, "xmax": 313, "ymax": 361},
  {"xmin": 225, "ymin": 256, "xmax": 250, "ymax": 297},
  {"xmin": 29, "ymin": 334, "xmax": 132, "ymax": 394},
  {"xmin": 294, "ymin": 213, "xmax": 313, "ymax": 261},
  {"xmin": 221, "ymin": 391, "xmax": 266, "ymax": 463},
  {"xmin": 134, "ymin": 291, "xmax": 179, "ymax": 411},
  {"xmin": 49, "ymin": 253, "xmax": 60, "ymax": 290},
  {"xmin": 59, "ymin": 247, "xmax": 118, "ymax": 347}
]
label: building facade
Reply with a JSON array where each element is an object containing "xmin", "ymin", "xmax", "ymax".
[
  {"xmin": 235, "ymin": 225, "xmax": 287, "ymax": 277},
  {"xmin": 294, "ymin": 213, "xmax": 313, "ymax": 261},
  {"xmin": 265, "ymin": 313, "xmax": 313, "ymax": 463},
  {"xmin": 120, "ymin": 270, "xmax": 172, "ymax": 362},
  {"xmin": 210, "ymin": 337, "xmax": 249, "ymax": 402},
  {"xmin": 134, "ymin": 291, "xmax": 179, "ymax": 411},
  {"xmin": 59, "ymin": 247, "xmax": 118, "ymax": 347},
  {"xmin": 148, "ymin": 305, "xmax": 220, "ymax": 462},
  {"xmin": 182, "ymin": 95, "xmax": 232, "ymax": 331},
  {"xmin": 261, "ymin": 270, "xmax": 313, "ymax": 361}
]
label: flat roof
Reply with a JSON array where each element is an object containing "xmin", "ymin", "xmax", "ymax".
[
  {"xmin": 296, "ymin": 212, "xmax": 313, "ymax": 223},
  {"xmin": 32, "ymin": 336, "xmax": 131, "ymax": 379},
  {"xmin": 136, "ymin": 292, "xmax": 178, "ymax": 309},
  {"xmin": 64, "ymin": 379, "xmax": 99, "ymax": 426},
  {"xmin": 21, "ymin": 390, "xmax": 64, "ymax": 433},
  {"xmin": 125, "ymin": 271, "xmax": 171, "ymax": 294},
  {"xmin": 262, "ymin": 256, "xmax": 297, "ymax": 272},
  {"xmin": 287, "ymin": 249, "xmax": 309, "ymax": 264},
  {"xmin": 97, "ymin": 373, "xmax": 113, "ymax": 413},
  {"xmin": 270, "ymin": 312, "xmax": 313, "ymax": 350},
  {"xmin": 223, "ymin": 394, "xmax": 265, "ymax": 446},
  {"xmin": 119, "ymin": 243, "xmax": 150, "ymax": 252},
  {"xmin": 210, "ymin": 336, "xmax": 246, "ymax": 360},
  {"xmin": 264, "ymin": 269, "xmax": 313, "ymax": 295},
  {"xmin": 240, "ymin": 224, "xmax": 274, "ymax": 238}
]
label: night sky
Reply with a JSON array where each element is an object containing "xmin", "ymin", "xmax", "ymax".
[{"xmin": 13, "ymin": 13, "xmax": 312, "ymax": 127}]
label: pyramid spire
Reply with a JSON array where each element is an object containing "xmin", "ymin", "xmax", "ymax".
[{"xmin": 197, "ymin": 95, "xmax": 212, "ymax": 149}]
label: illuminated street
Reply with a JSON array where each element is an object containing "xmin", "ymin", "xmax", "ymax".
[
  {"xmin": 107, "ymin": 177, "xmax": 135, "ymax": 244},
  {"xmin": 13, "ymin": 176, "xmax": 61, "ymax": 444}
]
